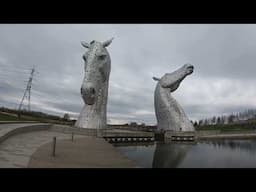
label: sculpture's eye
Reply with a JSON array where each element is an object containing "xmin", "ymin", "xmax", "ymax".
[
  {"xmin": 98, "ymin": 54, "xmax": 106, "ymax": 60},
  {"xmin": 83, "ymin": 54, "xmax": 87, "ymax": 61}
]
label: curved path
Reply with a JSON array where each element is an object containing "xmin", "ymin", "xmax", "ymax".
[
  {"xmin": 0, "ymin": 124, "xmax": 138, "ymax": 168},
  {"xmin": 0, "ymin": 130, "xmax": 85, "ymax": 168}
]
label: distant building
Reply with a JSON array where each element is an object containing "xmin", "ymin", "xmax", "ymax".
[
  {"xmin": 224, "ymin": 116, "xmax": 229, "ymax": 124},
  {"xmin": 130, "ymin": 122, "xmax": 138, "ymax": 127}
]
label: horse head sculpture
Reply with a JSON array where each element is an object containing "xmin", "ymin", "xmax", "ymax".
[
  {"xmin": 75, "ymin": 38, "xmax": 113, "ymax": 129},
  {"xmin": 153, "ymin": 64, "xmax": 194, "ymax": 132}
]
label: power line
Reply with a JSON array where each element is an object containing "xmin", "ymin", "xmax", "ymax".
[{"xmin": 18, "ymin": 67, "xmax": 36, "ymax": 112}]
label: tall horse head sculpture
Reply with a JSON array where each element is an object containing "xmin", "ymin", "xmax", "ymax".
[
  {"xmin": 75, "ymin": 38, "xmax": 113, "ymax": 129},
  {"xmin": 153, "ymin": 64, "xmax": 194, "ymax": 132}
]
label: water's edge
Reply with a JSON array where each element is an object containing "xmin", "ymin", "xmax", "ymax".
[{"xmin": 114, "ymin": 139, "xmax": 256, "ymax": 168}]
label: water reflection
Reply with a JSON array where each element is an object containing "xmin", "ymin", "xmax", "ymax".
[
  {"xmin": 202, "ymin": 139, "xmax": 256, "ymax": 153},
  {"xmin": 112, "ymin": 142, "xmax": 154, "ymax": 147},
  {"xmin": 152, "ymin": 142, "xmax": 193, "ymax": 168},
  {"xmin": 115, "ymin": 139, "xmax": 256, "ymax": 168}
]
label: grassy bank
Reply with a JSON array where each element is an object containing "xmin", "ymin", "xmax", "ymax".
[
  {"xmin": 196, "ymin": 122, "xmax": 256, "ymax": 132},
  {"xmin": 0, "ymin": 112, "xmax": 27, "ymax": 121},
  {"xmin": 0, "ymin": 112, "xmax": 74, "ymax": 125}
]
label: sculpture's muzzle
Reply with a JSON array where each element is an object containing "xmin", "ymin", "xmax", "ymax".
[
  {"xmin": 82, "ymin": 86, "xmax": 96, "ymax": 105},
  {"xmin": 185, "ymin": 64, "xmax": 194, "ymax": 75}
]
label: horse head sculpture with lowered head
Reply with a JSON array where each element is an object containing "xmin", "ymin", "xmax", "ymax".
[{"xmin": 153, "ymin": 63, "xmax": 195, "ymax": 132}]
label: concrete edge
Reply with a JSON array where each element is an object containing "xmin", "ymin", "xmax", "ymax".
[
  {"xmin": 49, "ymin": 124, "xmax": 98, "ymax": 136},
  {"xmin": 0, "ymin": 124, "xmax": 52, "ymax": 144},
  {"xmin": 49, "ymin": 125, "xmax": 154, "ymax": 137}
]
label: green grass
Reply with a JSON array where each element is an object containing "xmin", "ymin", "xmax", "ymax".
[
  {"xmin": 0, "ymin": 112, "xmax": 73, "ymax": 125},
  {"xmin": 0, "ymin": 113, "xmax": 26, "ymax": 121},
  {"xmin": 0, "ymin": 106, "xmax": 77, "ymax": 127},
  {"xmin": 196, "ymin": 123, "xmax": 256, "ymax": 132}
]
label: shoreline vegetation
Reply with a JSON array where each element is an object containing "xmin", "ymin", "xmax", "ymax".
[
  {"xmin": 196, "ymin": 123, "xmax": 256, "ymax": 132},
  {"xmin": 1, "ymin": 106, "xmax": 256, "ymax": 138},
  {"xmin": 195, "ymin": 123, "xmax": 256, "ymax": 140},
  {"xmin": 0, "ymin": 107, "xmax": 75, "ymax": 125}
]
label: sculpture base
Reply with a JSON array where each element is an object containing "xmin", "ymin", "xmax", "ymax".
[
  {"xmin": 75, "ymin": 105, "xmax": 106, "ymax": 129},
  {"xmin": 155, "ymin": 85, "xmax": 194, "ymax": 132},
  {"xmin": 165, "ymin": 131, "xmax": 197, "ymax": 142}
]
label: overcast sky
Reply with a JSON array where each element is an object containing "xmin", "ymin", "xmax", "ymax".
[{"xmin": 0, "ymin": 24, "xmax": 256, "ymax": 125}]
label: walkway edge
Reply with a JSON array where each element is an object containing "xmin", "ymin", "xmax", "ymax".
[{"xmin": 0, "ymin": 124, "xmax": 51, "ymax": 144}]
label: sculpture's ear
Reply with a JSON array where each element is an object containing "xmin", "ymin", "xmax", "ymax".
[
  {"xmin": 153, "ymin": 77, "xmax": 160, "ymax": 81},
  {"xmin": 102, "ymin": 37, "xmax": 114, "ymax": 47},
  {"xmin": 81, "ymin": 41, "xmax": 90, "ymax": 48}
]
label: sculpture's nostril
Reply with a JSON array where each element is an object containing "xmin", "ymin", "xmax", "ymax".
[
  {"xmin": 90, "ymin": 88, "xmax": 95, "ymax": 94},
  {"xmin": 83, "ymin": 87, "xmax": 96, "ymax": 105},
  {"xmin": 84, "ymin": 87, "xmax": 95, "ymax": 95},
  {"xmin": 188, "ymin": 65, "xmax": 194, "ymax": 70}
]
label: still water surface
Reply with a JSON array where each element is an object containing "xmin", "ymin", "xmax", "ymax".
[{"xmin": 115, "ymin": 140, "xmax": 256, "ymax": 168}]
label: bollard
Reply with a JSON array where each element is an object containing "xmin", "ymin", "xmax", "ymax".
[
  {"xmin": 71, "ymin": 132, "xmax": 74, "ymax": 142},
  {"xmin": 52, "ymin": 137, "xmax": 56, "ymax": 157}
]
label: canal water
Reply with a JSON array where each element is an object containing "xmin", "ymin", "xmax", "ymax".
[{"xmin": 114, "ymin": 139, "xmax": 256, "ymax": 168}]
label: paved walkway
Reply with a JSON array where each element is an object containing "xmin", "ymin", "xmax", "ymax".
[
  {"xmin": 0, "ymin": 126, "xmax": 138, "ymax": 168},
  {"xmin": 0, "ymin": 130, "xmax": 85, "ymax": 168},
  {"xmin": 28, "ymin": 137, "xmax": 138, "ymax": 168}
]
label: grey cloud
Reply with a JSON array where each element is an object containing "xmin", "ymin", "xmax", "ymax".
[{"xmin": 0, "ymin": 24, "xmax": 256, "ymax": 124}]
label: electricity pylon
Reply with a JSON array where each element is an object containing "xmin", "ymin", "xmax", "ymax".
[{"xmin": 18, "ymin": 67, "xmax": 35, "ymax": 112}]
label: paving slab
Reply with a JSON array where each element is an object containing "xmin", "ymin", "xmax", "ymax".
[
  {"xmin": 0, "ymin": 130, "xmax": 85, "ymax": 168},
  {"xmin": 28, "ymin": 137, "xmax": 138, "ymax": 168}
]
